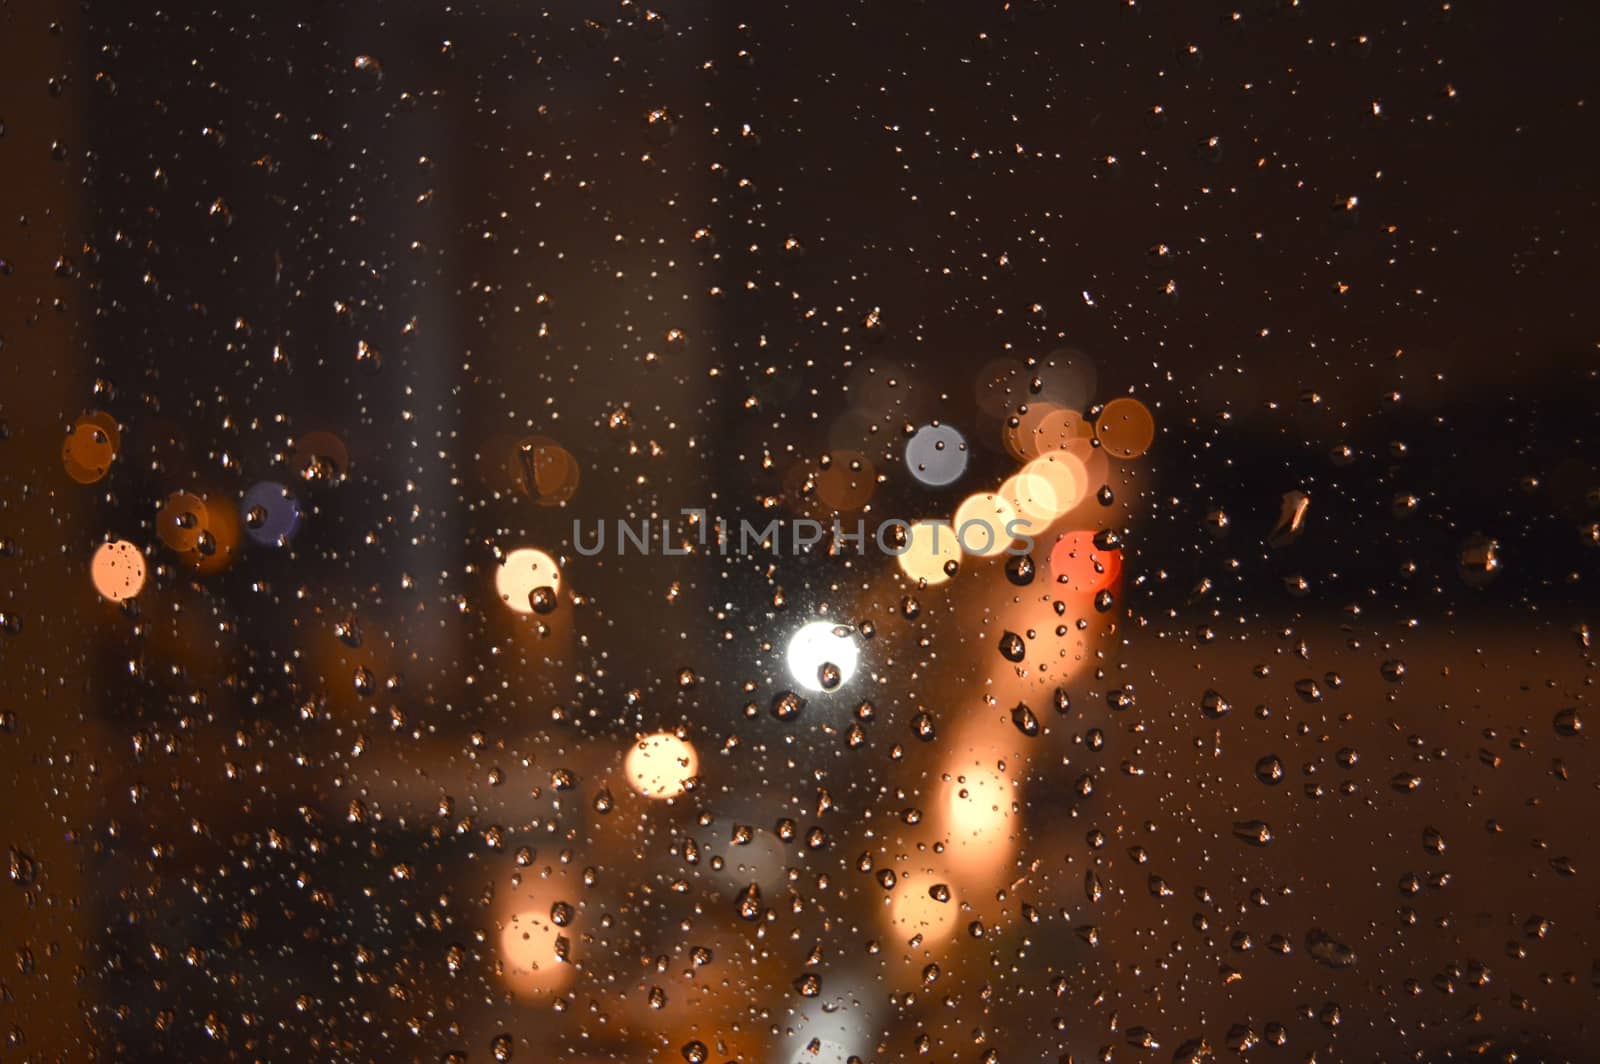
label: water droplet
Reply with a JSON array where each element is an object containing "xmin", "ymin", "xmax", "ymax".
[
  {"xmin": 1254, "ymin": 755, "xmax": 1284, "ymax": 785},
  {"xmin": 1457, "ymin": 533, "xmax": 1501, "ymax": 587},
  {"xmin": 1232, "ymin": 819, "xmax": 1274, "ymax": 846},
  {"xmin": 1305, "ymin": 928, "xmax": 1357, "ymax": 969},
  {"xmin": 1554, "ymin": 707, "xmax": 1583, "ymax": 737},
  {"xmin": 355, "ymin": 339, "xmax": 382, "ymax": 374},
  {"xmin": 737, "ymin": 883, "xmax": 762, "ymax": 920},
  {"xmin": 770, "ymin": 690, "xmax": 806, "ymax": 722},
  {"xmin": 8, "ymin": 849, "xmax": 37, "ymax": 886},
  {"xmin": 817, "ymin": 661, "xmax": 841, "ymax": 690},
  {"xmin": 1004, "ymin": 553, "xmax": 1035, "ymax": 585},
  {"xmin": 528, "ymin": 586, "xmax": 557, "ymax": 614},
  {"xmin": 1011, "ymin": 702, "xmax": 1039, "ymax": 737}
]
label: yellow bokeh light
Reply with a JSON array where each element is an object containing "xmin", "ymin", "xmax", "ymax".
[
  {"xmin": 495, "ymin": 547, "xmax": 561, "ymax": 614},
  {"xmin": 625, "ymin": 732, "xmax": 698, "ymax": 799},
  {"xmin": 998, "ymin": 471, "xmax": 1057, "ymax": 532},
  {"xmin": 895, "ymin": 520, "xmax": 960, "ymax": 585},
  {"xmin": 1013, "ymin": 451, "xmax": 1087, "ymax": 524},
  {"xmin": 91, "ymin": 540, "xmax": 146, "ymax": 602},
  {"xmin": 952, "ymin": 493, "xmax": 1019, "ymax": 558}
]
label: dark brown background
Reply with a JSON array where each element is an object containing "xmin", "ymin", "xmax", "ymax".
[{"xmin": 2, "ymin": 1, "xmax": 1597, "ymax": 1061}]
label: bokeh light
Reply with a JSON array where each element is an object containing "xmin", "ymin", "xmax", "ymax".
[
  {"xmin": 1013, "ymin": 451, "xmax": 1088, "ymax": 523},
  {"xmin": 814, "ymin": 450, "xmax": 875, "ymax": 512},
  {"xmin": 156, "ymin": 491, "xmax": 208, "ymax": 552},
  {"xmin": 973, "ymin": 358, "xmax": 1026, "ymax": 418},
  {"xmin": 241, "ymin": 482, "xmax": 301, "ymax": 547},
  {"xmin": 499, "ymin": 908, "xmax": 576, "ymax": 999},
  {"xmin": 1033, "ymin": 347, "xmax": 1098, "ymax": 410},
  {"xmin": 181, "ymin": 492, "xmax": 240, "ymax": 574},
  {"xmin": 943, "ymin": 765, "xmax": 1016, "ymax": 872},
  {"xmin": 776, "ymin": 974, "xmax": 879, "ymax": 1063},
  {"xmin": 1049, "ymin": 529, "xmax": 1122, "ymax": 594},
  {"xmin": 896, "ymin": 520, "xmax": 960, "ymax": 585},
  {"xmin": 513, "ymin": 435, "xmax": 580, "ymax": 505},
  {"xmin": 495, "ymin": 547, "xmax": 562, "ymax": 614},
  {"xmin": 1095, "ymin": 396, "xmax": 1156, "ymax": 459},
  {"xmin": 883, "ymin": 875, "xmax": 961, "ymax": 943},
  {"xmin": 62, "ymin": 412, "xmax": 120, "ymax": 485},
  {"xmin": 91, "ymin": 539, "xmax": 146, "ymax": 602},
  {"xmin": 904, "ymin": 424, "xmax": 968, "ymax": 487},
  {"xmin": 952, "ymin": 492, "xmax": 1019, "ymax": 558},
  {"xmin": 785, "ymin": 620, "xmax": 860, "ymax": 693},
  {"xmin": 624, "ymin": 732, "xmax": 698, "ymax": 798},
  {"xmin": 1030, "ymin": 407, "xmax": 1094, "ymax": 457},
  {"xmin": 292, "ymin": 430, "xmax": 350, "ymax": 483},
  {"xmin": 1002, "ymin": 401, "xmax": 1058, "ymax": 461}
]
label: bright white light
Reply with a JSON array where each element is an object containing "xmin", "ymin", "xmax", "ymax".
[{"xmin": 786, "ymin": 620, "xmax": 860, "ymax": 693}]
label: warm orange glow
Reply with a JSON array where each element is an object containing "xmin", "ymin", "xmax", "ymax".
[
  {"xmin": 496, "ymin": 547, "xmax": 562, "ymax": 614},
  {"xmin": 63, "ymin": 413, "xmax": 120, "ymax": 485},
  {"xmin": 1033, "ymin": 408, "xmax": 1094, "ymax": 453},
  {"xmin": 944, "ymin": 767, "xmax": 1014, "ymax": 856},
  {"xmin": 513, "ymin": 436, "xmax": 580, "ymax": 505},
  {"xmin": 79, "ymin": 410, "xmax": 121, "ymax": 450},
  {"xmin": 896, "ymin": 520, "xmax": 960, "ymax": 585},
  {"xmin": 500, "ymin": 908, "xmax": 576, "ymax": 998},
  {"xmin": 814, "ymin": 450, "xmax": 875, "ymax": 512},
  {"xmin": 1003, "ymin": 401, "xmax": 1058, "ymax": 460},
  {"xmin": 1049, "ymin": 530, "xmax": 1121, "ymax": 594},
  {"xmin": 1096, "ymin": 396, "xmax": 1156, "ymax": 459},
  {"xmin": 91, "ymin": 540, "xmax": 146, "ymax": 602},
  {"xmin": 624, "ymin": 732, "xmax": 698, "ymax": 799},
  {"xmin": 156, "ymin": 491, "xmax": 209, "ymax": 552},
  {"xmin": 182, "ymin": 493, "xmax": 239, "ymax": 575},
  {"xmin": 883, "ymin": 876, "xmax": 960, "ymax": 943}
]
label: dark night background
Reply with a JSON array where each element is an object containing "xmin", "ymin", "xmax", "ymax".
[{"xmin": 2, "ymin": 1, "xmax": 1598, "ymax": 1061}]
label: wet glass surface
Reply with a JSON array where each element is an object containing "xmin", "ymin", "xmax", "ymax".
[{"xmin": 2, "ymin": 3, "xmax": 1598, "ymax": 1061}]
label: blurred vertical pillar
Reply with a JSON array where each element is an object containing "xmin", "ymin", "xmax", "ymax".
[{"xmin": 0, "ymin": 0, "xmax": 92, "ymax": 1058}]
